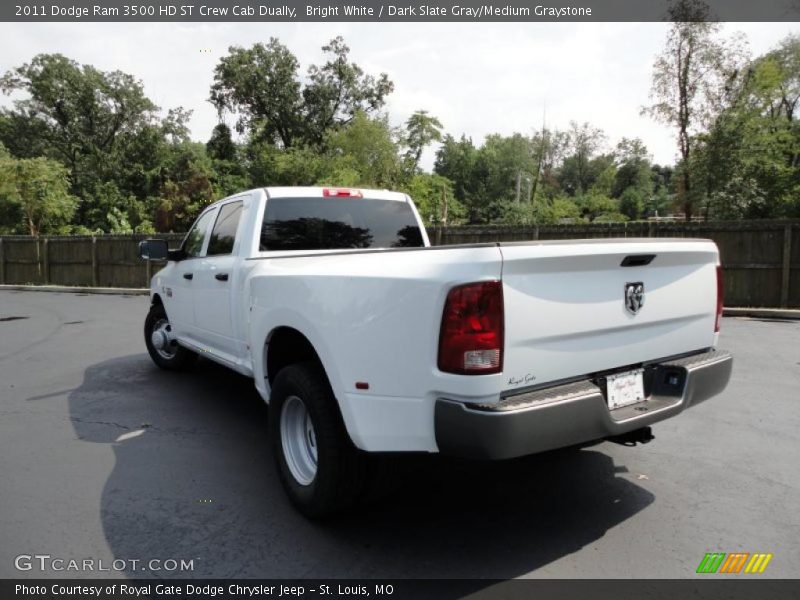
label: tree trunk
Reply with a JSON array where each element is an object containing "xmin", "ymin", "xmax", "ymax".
[{"xmin": 682, "ymin": 169, "xmax": 692, "ymax": 221}]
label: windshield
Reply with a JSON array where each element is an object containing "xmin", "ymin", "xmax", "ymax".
[{"xmin": 260, "ymin": 197, "xmax": 424, "ymax": 251}]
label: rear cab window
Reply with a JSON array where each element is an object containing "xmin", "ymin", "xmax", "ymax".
[{"xmin": 260, "ymin": 197, "xmax": 424, "ymax": 251}]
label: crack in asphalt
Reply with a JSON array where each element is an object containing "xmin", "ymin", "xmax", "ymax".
[{"xmin": 69, "ymin": 417, "xmax": 131, "ymax": 430}]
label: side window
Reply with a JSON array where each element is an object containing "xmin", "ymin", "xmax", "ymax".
[
  {"xmin": 183, "ymin": 210, "xmax": 216, "ymax": 258},
  {"xmin": 207, "ymin": 201, "xmax": 244, "ymax": 256}
]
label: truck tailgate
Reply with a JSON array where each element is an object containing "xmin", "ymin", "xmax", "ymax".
[{"xmin": 499, "ymin": 239, "xmax": 719, "ymax": 391}]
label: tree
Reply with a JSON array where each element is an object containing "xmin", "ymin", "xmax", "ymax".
[
  {"xmin": 577, "ymin": 191, "xmax": 625, "ymax": 222},
  {"xmin": 698, "ymin": 34, "xmax": 800, "ymax": 218},
  {"xmin": 434, "ymin": 134, "xmax": 478, "ymax": 218},
  {"xmin": 318, "ymin": 111, "xmax": 401, "ymax": 188},
  {"xmin": 558, "ymin": 121, "xmax": 607, "ymax": 194},
  {"xmin": 619, "ymin": 187, "xmax": 645, "ymax": 220},
  {"xmin": 531, "ymin": 127, "xmax": 569, "ymax": 199},
  {"xmin": 209, "ymin": 38, "xmax": 302, "ymax": 148},
  {"xmin": 402, "ymin": 110, "xmax": 443, "ymax": 174},
  {"xmin": 549, "ymin": 196, "xmax": 582, "ymax": 222},
  {"xmin": 0, "ymin": 154, "xmax": 77, "ymax": 235},
  {"xmin": 206, "ymin": 123, "xmax": 250, "ymax": 197},
  {"xmin": 0, "ymin": 53, "xmax": 204, "ymax": 232},
  {"xmin": 0, "ymin": 54, "xmax": 164, "ymax": 198},
  {"xmin": 643, "ymin": 0, "xmax": 748, "ymax": 220},
  {"xmin": 302, "ymin": 37, "xmax": 394, "ymax": 147},
  {"xmin": 152, "ymin": 142, "xmax": 216, "ymax": 232},
  {"xmin": 402, "ymin": 173, "xmax": 462, "ymax": 225},
  {"xmin": 210, "ymin": 37, "xmax": 393, "ymax": 149},
  {"xmin": 613, "ymin": 137, "xmax": 653, "ymax": 202},
  {"xmin": 249, "ymin": 144, "xmax": 324, "ymax": 187},
  {"xmin": 206, "ymin": 123, "xmax": 238, "ymax": 161}
]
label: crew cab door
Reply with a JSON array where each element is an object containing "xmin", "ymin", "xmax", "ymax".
[
  {"xmin": 164, "ymin": 207, "xmax": 217, "ymax": 337},
  {"xmin": 191, "ymin": 197, "xmax": 246, "ymax": 362}
]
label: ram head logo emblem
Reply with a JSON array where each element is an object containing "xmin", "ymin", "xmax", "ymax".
[{"xmin": 625, "ymin": 282, "xmax": 645, "ymax": 315}]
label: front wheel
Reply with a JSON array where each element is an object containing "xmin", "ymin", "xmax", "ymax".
[
  {"xmin": 144, "ymin": 303, "xmax": 197, "ymax": 370},
  {"xmin": 269, "ymin": 362, "xmax": 366, "ymax": 518}
]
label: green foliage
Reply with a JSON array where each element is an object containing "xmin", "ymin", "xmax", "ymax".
[
  {"xmin": 303, "ymin": 37, "xmax": 395, "ymax": 148},
  {"xmin": 210, "ymin": 36, "xmax": 393, "ymax": 149},
  {"xmin": 318, "ymin": 112, "xmax": 401, "ymax": 188},
  {"xmin": 708, "ymin": 176, "xmax": 768, "ymax": 219},
  {"xmin": 402, "ymin": 173, "xmax": 463, "ymax": 225},
  {"xmin": 590, "ymin": 164, "xmax": 617, "ymax": 197},
  {"xmin": 613, "ymin": 138, "xmax": 653, "ymax": 199},
  {"xmin": 558, "ymin": 122, "xmax": 608, "ymax": 195},
  {"xmin": 152, "ymin": 142, "xmax": 216, "ymax": 232},
  {"xmin": 0, "ymin": 53, "xmax": 163, "ymax": 199},
  {"xmin": 643, "ymin": 1, "xmax": 748, "ymax": 219},
  {"xmin": 206, "ymin": 123, "xmax": 238, "ymax": 161},
  {"xmin": 435, "ymin": 132, "xmax": 545, "ymax": 223},
  {"xmin": 83, "ymin": 182, "xmax": 132, "ymax": 233},
  {"xmin": 210, "ymin": 38, "xmax": 302, "ymax": 147},
  {"xmin": 249, "ymin": 144, "xmax": 324, "ymax": 187},
  {"xmin": 0, "ymin": 53, "xmax": 209, "ymax": 233},
  {"xmin": 619, "ymin": 187, "xmax": 645, "ymax": 220},
  {"xmin": 576, "ymin": 192, "xmax": 626, "ymax": 222},
  {"xmin": 206, "ymin": 123, "xmax": 250, "ymax": 196},
  {"xmin": 433, "ymin": 134, "xmax": 478, "ymax": 212},
  {"xmin": 1, "ymin": 29, "xmax": 796, "ymax": 236},
  {"xmin": 549, "ymin": 197, "xmax": 582, "ymax": 222},
  {"xmin": 0, "ymin": 154, "xmax": 77, "ymax": 235},
  {"xmin": 693, "ymin": 34, "xmax": 800, "ymax": 219},
  {"xmin": 402, "ymin": 110, "xmax": 443, "ymax": 175}
]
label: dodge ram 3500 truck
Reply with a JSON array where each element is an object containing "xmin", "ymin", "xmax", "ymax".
[{"xmin": 138, "ymin": 186, "xmax": 732, "ymax": 516}]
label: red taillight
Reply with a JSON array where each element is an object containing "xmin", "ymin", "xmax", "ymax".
[
  {"xmin": 438, "ymin": 281, "xmax": 504, "ymax": 375},
  {"xmin": 715, "ymin": 265, "xmax": 724, "ymax": 333},
  {"xmin": 323, "ymin": 188, "xmax": 363, "ymax": 198}
]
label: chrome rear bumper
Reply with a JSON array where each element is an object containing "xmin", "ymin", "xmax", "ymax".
[{"xmin": 435, "ymin": 349, "xmax": 733, "ymax": 459}]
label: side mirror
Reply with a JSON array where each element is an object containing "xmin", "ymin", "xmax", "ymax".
[{"xmin": 138, "ymin": 239, "xmax": 169, "ymax": 261}]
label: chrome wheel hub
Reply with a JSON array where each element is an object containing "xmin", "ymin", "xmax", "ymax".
[
  {"xmin": 280, "ymin": 395, "xmax": 318, "ymax": 486},
  {"xmin": 151, "ymin": 318, "xmax": 177, "ymax": 360}
]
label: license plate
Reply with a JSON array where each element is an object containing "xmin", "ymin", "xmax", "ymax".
[{"xmin": 606, "ymin": 369, "xmax": 645, "ymax": 409}]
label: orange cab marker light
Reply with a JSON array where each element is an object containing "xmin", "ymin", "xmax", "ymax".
[{"xmin": 323, "ymin": 188, "xmax": 363, "ymax": 198}]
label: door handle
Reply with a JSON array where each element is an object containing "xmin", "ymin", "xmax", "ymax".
[
  {"xmin": 183, "ymin": 273, "xmax": 193, "ymax": 280},
  {"xmin": 215, "ymin": 273, "xmax": 229, "ymax": 282}
]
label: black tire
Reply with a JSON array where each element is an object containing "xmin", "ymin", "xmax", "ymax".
[
  {"xmin": 144, "ymin": 303, "xmax": 197, "ymax": 371},
  {"xmin": 269, "ymin": 361, "xmax": 366, "ymax": 518}
]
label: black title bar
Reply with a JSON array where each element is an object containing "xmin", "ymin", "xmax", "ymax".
[
  {"xmin": 3, "ymin": 0, "xmax": 800, "ymax": 22},
  {"xmin": 4, "ymin": 580, "xmax": 800, "ymax": 600}
]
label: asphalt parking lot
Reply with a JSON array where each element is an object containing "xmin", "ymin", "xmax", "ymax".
[{"xmin": 0, "ymin": 290, "xmax": 798, "ymax": 580}]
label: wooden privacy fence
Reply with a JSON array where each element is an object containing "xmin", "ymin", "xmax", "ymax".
[
  {"xmin": 0, "ymin": 220, "xmax": 798, "ymax": 308},
  {"xmin": 0, "ymin": 234, "xmax": 183, "ymax": 289}
]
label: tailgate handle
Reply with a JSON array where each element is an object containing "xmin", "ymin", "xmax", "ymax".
[
  {"xmin": 621, "ymin": 254, "xmax": 656, "ymax": 267},
  {"xmin": 182, "ymin": 272, "xmax": 193, "ymax": 280}
]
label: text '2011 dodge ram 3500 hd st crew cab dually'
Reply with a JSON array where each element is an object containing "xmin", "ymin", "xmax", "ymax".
[{"xmin": 138, "ymin": 186, "xmax": 732, "ymax": 516}]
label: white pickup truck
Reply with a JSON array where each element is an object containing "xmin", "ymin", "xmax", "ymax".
[{"xmin": 138, "ymin": 186, "xmax": 732, "ymax": 516}]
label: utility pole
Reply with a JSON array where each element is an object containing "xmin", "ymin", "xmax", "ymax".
[{"xmin": 515, "ymin": 171, "xmax": 522, "ymax": 204}]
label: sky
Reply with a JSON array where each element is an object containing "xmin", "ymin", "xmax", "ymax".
[{"xmin": 1, "ymin": 22, "xmax": 798, "ymax": 170}]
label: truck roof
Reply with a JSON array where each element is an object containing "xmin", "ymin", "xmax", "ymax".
[
  {"xmin": 206, "ymin": 187, "xmax": 409, "ymax": 209},
  {"xmin": 264, "ymin": 186, "xmax": 409, "ymax": 202}
]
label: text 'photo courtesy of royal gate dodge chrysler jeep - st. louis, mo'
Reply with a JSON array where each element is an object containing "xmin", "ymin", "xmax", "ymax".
[{"xmin": 137, "ymin": 186, "xmax": 732, "ymax": 517}]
